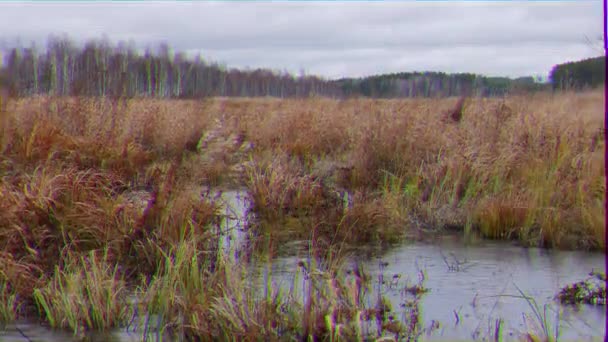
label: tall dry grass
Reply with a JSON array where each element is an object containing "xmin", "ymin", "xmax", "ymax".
[
  {"xmin": 0, "ymin": 90, "xmax": 604, "ymax": 338},
  {"xmin": 1, "ymin": 92, "xmax": 603, "ymax": 251},
  {"xmin": 231, "ymin": 92, "xmax": 604, "ymax": 250},
  {"xmin": 0, "ymin": 96, "xmax": 229, "ymax": 331}
]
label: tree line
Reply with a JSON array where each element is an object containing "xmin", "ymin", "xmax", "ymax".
[
  {"xmin": 549, "ymin": 56, "xmax": 605, "ymax": 91},
  {"xmin": 0, "ymin": 36, "xmax": 342, "ymax": 99},
  {"xmin": 2, "ymin": 36, "xmax": 598, "ymax": 99},
  {"xmin": 334, "ymin": 72, "xmax": 550, "ymax": 98}
]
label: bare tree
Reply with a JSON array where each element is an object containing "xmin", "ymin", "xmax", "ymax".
[{"xmin": 583, "ymin": 34, "xmax": 604, "ymax": 54}]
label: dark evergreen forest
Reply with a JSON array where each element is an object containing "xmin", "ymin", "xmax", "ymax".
[{"xmin": 549, "ymin": 56, "xmax": 605, "ymax": 91}]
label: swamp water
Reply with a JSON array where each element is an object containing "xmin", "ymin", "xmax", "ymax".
[
  {"xmin": 266, "ymin": 239, "xmax": 606, "ymax": 341},
  {"xmin": 2, "ymin": 190, "xmax": 605, "ymax": 341}
]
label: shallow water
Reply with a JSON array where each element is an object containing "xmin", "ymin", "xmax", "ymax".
[
  {"xmin": 2, "ymin": 190, "xmax": 605, "ymax": 341},
  {"xmin": 216, "ymin": 188, "xmax": 252, "ymax": 261},
  {"xmin": 267, "ymin": 236, "xmax": 606, "ymax": 341}
]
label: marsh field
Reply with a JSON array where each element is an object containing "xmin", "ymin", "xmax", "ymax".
[{"xmin": 0, "ymin": 90, "xmax": 605, "ymax": 341}]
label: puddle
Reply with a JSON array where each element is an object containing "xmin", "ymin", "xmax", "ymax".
[
  {"xmin": 214, "ymin": 188, "xmax": 252, "ymax": 262},
  {"xmin": 267, "ymin": 237, "xmax": 606, "ymax": 341},
  {"xmin": 1, "ymin": 322, "xmax": 75, "ymax": 342}
]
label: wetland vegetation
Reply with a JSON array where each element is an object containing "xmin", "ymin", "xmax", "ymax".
[{"xmin": 0, "ymin": 85, "xmax": 605, "ymax": 340}]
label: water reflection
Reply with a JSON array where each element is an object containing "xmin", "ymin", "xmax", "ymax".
[
  {"xmin": 216, "ymin": 188, "xmax": 252, "ymax": 262},
  {"xmin": 267, "ymin": 236, "xmax": 606, "ymax": 341}
]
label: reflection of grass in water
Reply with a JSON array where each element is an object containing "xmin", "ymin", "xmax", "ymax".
[
  {"xmin": 135, "ymin": 237, "xmax": 433, "ymax": 341},
  {"xmin": 465, "ymin": 275, "xmax": 553, "ymax": 342},
  {"xmin": 497, "ymin": 284, "xmax": 562, "ymax": 342},
  {"xmin": 483, "ymin": 282, "xmax": 600, "ymax": 342}
]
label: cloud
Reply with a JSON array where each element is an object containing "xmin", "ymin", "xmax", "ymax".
[{"xmin": 0, "ymin": 1, "xmax": 602, "ymax": 79}]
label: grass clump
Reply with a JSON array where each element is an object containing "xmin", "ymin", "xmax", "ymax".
[
  {"xmin": 244, "ymin": 153, "xmax": 326, "ymax": 219},
  {"xmin": 0, "ymin": 279, "xmax": 19, "ymax": 327},
  {"xmin": 556, "ymin": 271, "xmax": 606, "ymax": 306},
  {"xmin": 32, "ymin": 249, "xmax": 129, "ymax": 335}
]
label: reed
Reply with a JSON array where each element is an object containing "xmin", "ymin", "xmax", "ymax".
[
  {"xmin": 32, "ymin": 249, "xmax": 129, "ymax": 334},
  {"xmin": 0, "ymin": 89, "xmax": 603, "ymax": 338},
  {"xmin": 0, "ymin": 279, "xmax": 18, "ymax": 326}
]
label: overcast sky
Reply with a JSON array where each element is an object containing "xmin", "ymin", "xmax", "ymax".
[{"xmin": 0, "ymin": 1, "xmax": 603, "ymax": 80}]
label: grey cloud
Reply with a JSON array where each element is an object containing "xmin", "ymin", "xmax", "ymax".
[
  {"xmin": 0, "ymin": 1, "xmax": 602, "ymax": 79},
  {"xmin": 197, "ymin": 40, "xmax": 595, "ymax": 79}
]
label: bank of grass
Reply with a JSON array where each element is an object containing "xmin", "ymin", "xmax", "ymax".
[
  {"xmin": 241, "ymin": 92, "xmax": 604, "ymax": 250},
  {"xmin": 0, "ymin": 90, "xmax": 604, "ymax": 337}
]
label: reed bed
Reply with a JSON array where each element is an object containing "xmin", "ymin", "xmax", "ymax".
[
  {"xmin": 0, "ymin": 90, "xmax": 604, "ymax": 339},
  {"xmin": 237, "ymin": 92, "xmax": 604, "ymax": 250}
]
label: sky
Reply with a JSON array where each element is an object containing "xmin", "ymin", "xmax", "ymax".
[{"xmin": 0, "ymin": 1, "xmax": 603, "ymax": 80}]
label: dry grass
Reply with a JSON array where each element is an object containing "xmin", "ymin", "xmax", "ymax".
[
  {"xmin": 0, "ymin": 96, "xmax": 229, "ymax": 331},
  {"xmin": 0, "ymin": 90, "xmax": 603, "ymax": 338},
  {"xmin": 233, "ymin": 90, "xmax": 603, "ymax": 250}
]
